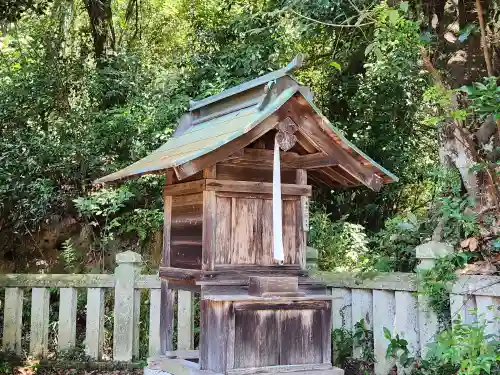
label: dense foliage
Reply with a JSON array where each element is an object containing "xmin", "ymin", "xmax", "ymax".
[{"xmin": 0, "ymin": 0, "xmax": 498, "ymax": 275}]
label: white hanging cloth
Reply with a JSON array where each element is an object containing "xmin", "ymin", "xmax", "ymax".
[{"xmin": 272, "ymin": 137, "xmax": 285, "ymax": 264}]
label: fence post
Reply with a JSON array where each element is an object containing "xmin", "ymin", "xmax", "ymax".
[
  {"xmin": 114, "ymin": 250, "xmax": 142, "ymax": 362},
  {"xmin": 416, "ymin": 241, "xmax": 453, "ymax": 356},
  {"xmin": 306, "ymin": 246, "xmax": 318, "ymax": 271}
]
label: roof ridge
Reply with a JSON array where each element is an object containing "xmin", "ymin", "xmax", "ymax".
[{"xmin": 188, "ymin": 54, "xmax": 304, "ymax": 111}]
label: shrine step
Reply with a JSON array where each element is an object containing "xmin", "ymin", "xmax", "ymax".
[{"xmin": 145, "ymin": 355, "xmax": 344, "ymax": 375}]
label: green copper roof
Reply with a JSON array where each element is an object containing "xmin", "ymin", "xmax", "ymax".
[
  {"xmin": 95, "ymin": 55, "xmax": 398, "ymax": 188},
  {"xmin": 95, "ymin": 86, "xmax": 299, "ymax": 184}
]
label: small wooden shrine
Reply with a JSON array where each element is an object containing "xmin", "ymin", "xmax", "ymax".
[{"xmin": 96, "ymin": 55, "xmax": 397, "ymax": 375}]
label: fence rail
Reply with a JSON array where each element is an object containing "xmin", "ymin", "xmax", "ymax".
[{"xmin": 1, "ymin": 247, "xmax": 500, "ymax": 375}]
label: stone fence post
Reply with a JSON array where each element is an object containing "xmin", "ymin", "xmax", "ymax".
[
  {"xmin": 113, "ymin": 251, "xmax": 142, "ymax": 362},
  {"xmin": 415, "ymin": 241, "xmax": 453, "ymax": 356},
  {"xmin": 306, "ymin": 246, "xmax": 318, "ymax": 270}
]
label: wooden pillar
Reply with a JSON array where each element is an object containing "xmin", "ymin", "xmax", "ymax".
[
  {"xmin": 296, "ymin": 169, "xmax": 308, "ymax": 269},
  {"xmin": 202, "ymin": 166, "xmax": 216, "ymax": 271}
]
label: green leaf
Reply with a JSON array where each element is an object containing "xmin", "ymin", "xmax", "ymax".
[
  {"xmin": 374, "ymin": 46, "xmax": 383, "ymax": 60},
  {"xmin": 330, "ymin": 61, "xmax": 342, "ymax": 71},
  {"xmin": 383, "ymin": 327, "xmax": 392, "ymax": 340},
  {"xmin": 399, "ymin": 2, "xmax": 409, "ymax": 13},
  {"xmin": 457, "ymin": 85, "xmax": 473, "ymax": 94},
  {"xmin": 388, "ymin": 10, "xmax": 399, "ymax": 25},
  {"xmin": 365, "ymin": 43, "xmax": 374, "ymax": 56}
]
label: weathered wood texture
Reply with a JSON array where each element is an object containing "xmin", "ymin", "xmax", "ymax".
[
  {"xmin": 170, "ymin": 193, "xmax": 203, "ymax": 269},
  {"xmin": 2, "ymin": 252, "xmax": 500, "ymax": 370},
  {"xmin": 216, "ymin": 163, "xmax": 296, "ymax": 184},
  {"xmin": 248, "ymin": 276, "xmax": 299, "ymax": 297},
  {"xmin": 200, "ymin": 298, "xmax": 331, "ymax": 373},
  {"xmin": 214, "ymin": 195, "xmax": 302, "ymax": 267},
  {"xmin": 199, "ymin": 300, "xmax": 232, "ymax": 372},
  {"xmin": 202, "ymin": 190, "xmax": 216, "ymax": 271}
]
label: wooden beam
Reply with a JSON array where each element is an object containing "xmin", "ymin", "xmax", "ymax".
[
  {"xmin": 284, "ymin": 98, "xmax": 384, "ymax": 191},
  {"xmin": 175, "ymin": 115, "xmax": 280, "ymax": 180},
  {"xmin": 223, "ymin": 148, "xmax": 337, "ymax": 170},
  {"xmin": 205, "ymin": 179, "xmax": 312, "ymax": 196},
  {"xmin": 159, "ymin": 267, "xmax": 203, "ymax": 281},
  {"xmin": 215, "ymin": 192, "xmax": 299, "ymax": 201},
  {"xmin": 289, "ymin": 153, "xmax": 338, "ymax": 169},
  {"xmin": 222, "ymin": 148, "xmax": 297, "ymax": 166},
  {"xmin": 314, "ymin": 167, "xmax": 352, "ymax": 187},
  {"xmin": 163, "ymin": 180, "xmax": 206, "ymax": 196},
  {"xmin": 295, "ymin": 132, "xmax": 317, "ymax": 153}
]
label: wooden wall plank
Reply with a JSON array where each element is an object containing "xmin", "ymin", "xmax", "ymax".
[
  {"xmin": 177, "ymin": 290, "xmax": 194, "ymax": 350},
  {"xmin": 351, "ymin": 289, "xmax": 373, "ymax": 359},
  {"xmin": 282, "ymin": 200, "xmax": 297, "ymax": 264},
  {"xmin": 206, "ymin": 179, "xmax": 312, "ymax": 196},
  {"xmin": 170, "ymin": 199, "xmax": 203, "ymax": 269},
  {"xmin": 163, "ymin": 180, "xmax": 206, "ymax": 196},
  {"xmin": 85, "ymin": 288, "xmax": 105, "ymax": 359},
  {"xmin": 234, "ymin": 310, "xmax": 279, "ymax": 368},
  {"xmin": 30, "ymin": 288, "xmax": 50, "ymax": 358},
  {"xmin": 2, "ymin": 287, "xmax": 23, "ymax": 354},
  {"xmin": 279, "ymin": 309, "xmax": 322, "ymax": 365},
  {"xmin": 160, "ymin": 281, "xmax": 175, "ymax": 354},
  {"xmin": 148, "ymin": 288, "xmax": 162, "ymax": 357},
  {"xmin": 373, "ymin": 290, "xmax": 395, "ymax": 375},
  {"xmin": 58, "ymin": 287, "xmax": 78, "ymax": 352},
  {"xmin": 163, "ymin": 193, "xmax": 172, "ymax": 268},
  {"xmin": 200, "ymin": 300, "xmax": 231, "ymax": 372},
  {"xmin": 261, "ymin": 199, "xmax": 274, "ymax": 265},
  {"xmin": 215, "ymin": 196, "xmax": 232, "ymax": 264},
  {"xmin": 231, "ymin": 198, "xmax": 262, "ymax": 264}
]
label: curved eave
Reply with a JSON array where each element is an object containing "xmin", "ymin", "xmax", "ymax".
[
  {"xmin": 297, "ymin": 88, "xmax": 398, "ymax": 184},
  {"xmin": 94, "ymin": 86, "xmax": 300, "ymax": 184}
]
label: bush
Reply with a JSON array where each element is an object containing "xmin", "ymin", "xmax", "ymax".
[{"xmin": 309, "ymin": 206, "xmax": 369, "ymax": 271}]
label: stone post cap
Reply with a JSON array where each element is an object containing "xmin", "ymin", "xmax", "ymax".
[
  {"xmin": 306, "ymin": 246, "xmax": 318, "ymax": 260},
  {"xmin": 415, "ymin": 241, "xmax": 453, "ymax": 259},
  {"xmin": 116, "ymin": 250, "xmax": 142, "ymax": 264}
]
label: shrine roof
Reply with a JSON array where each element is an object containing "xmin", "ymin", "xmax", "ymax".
[{"xmin": 95, "ymin": 56, "xmax": 398, "ymax": 190}]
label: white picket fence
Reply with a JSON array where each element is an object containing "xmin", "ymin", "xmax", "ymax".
[
  {"xmin": 322, "ymin": 272, "xmax": 500, "ymax": 375},
  {"xmin": 1, "ymin": 248, "xmax": 499, "ymax": 375},
  {"xmin": 0, "ymin": 250, "xmax": 196, "ymax": 362}
]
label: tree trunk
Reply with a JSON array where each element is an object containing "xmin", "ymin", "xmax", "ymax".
[{"xmin": 84, "ymin": 0, "xmax": 115, "ymax": 66}]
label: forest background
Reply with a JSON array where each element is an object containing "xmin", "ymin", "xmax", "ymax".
[{"xmin": 0, "ymin": 0, "xmax": 499, "ymax": 276}]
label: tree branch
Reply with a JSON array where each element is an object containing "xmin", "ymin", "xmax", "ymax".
[
  {"xmin": 475, "ymin": 0, "xmax": 494, "ymax": 76},
  {"xmin": 288, "ymin": 8, "xmax": 375, "ymax": 28}
]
